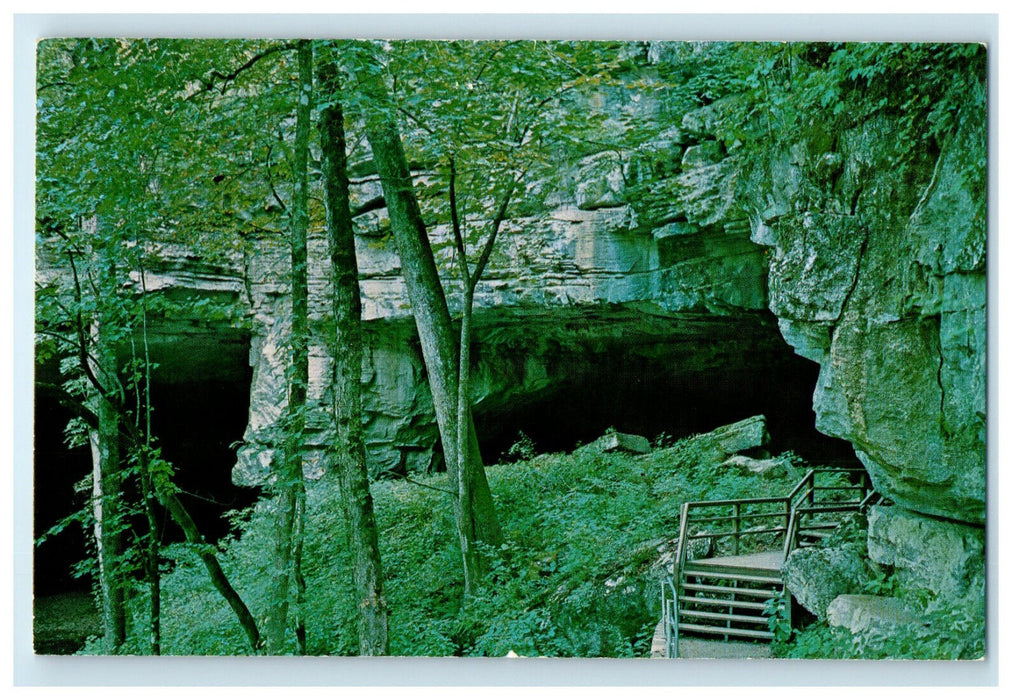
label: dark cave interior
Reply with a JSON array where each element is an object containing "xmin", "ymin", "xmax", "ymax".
[
  {"xmin": 33, "ymin": 333, "xmax": 257, "ymax": 598},
  {"xmin": 34, "ymin": 312, "xmax": 860, "ymax": 600},
  {"xmin": 472, "ymin": 314, "xmax": 860, "ymax": 467}
]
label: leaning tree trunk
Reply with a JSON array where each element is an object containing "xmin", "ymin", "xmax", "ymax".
[
  {"xmin": 156, "ymin": 487, "xmax": 263, "ymax": 651},
  {"xmin": 318, "ymin": 60, "xmax": 389, "ymax": 654},
  {"xmin": 447, "ymin": 156, "xmax": 519, "ymax": 597},
  {"xmin": 267, "ymin": 39, "xmax": 313, "ymax": 655},
  {"xmin": 365, "ymin": 120, "xmax": 503, "ymax": 551}
]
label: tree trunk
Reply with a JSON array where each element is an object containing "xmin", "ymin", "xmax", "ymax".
[
  {"xmin": 138, "ymin": 448, "xmax": 161, "ymax": 654},
  {"xmin": 157, "ymin": 488, "xmax": 262, "ymax": 652},
  {"xmin": 267, "ymin": 39, "xmax": 313, "ymax": 655},
  {"xmin": 366, "ymin": 120, "xmax": 503, "ymax": 550},
  {"xmin": 292, "ymin": 489, "xmax": 307, "ymax": 655},
  {"xmin": 318, "ymin": 60, "xmax": 389, "ymax": 655},
  {"xmin": 88, "ymin": 322, "xmax": 126, "ymax": 654},
  {"xmin": 456, "ymin": 284, "xmax": 482, "ymax": 596},
  {"xmin": 447, "ymin": 156, "xmax": 518, "ymax": 597},
  {"xmin": 136, "ymin": 262, "xmax": 161, "ymax": 654}
]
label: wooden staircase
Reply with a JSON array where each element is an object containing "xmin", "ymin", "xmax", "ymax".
[
  {"xmin": 662, "ymin": 467, "xmax": 878, "ymax": 656},
  {"xmin": 670, "ymin": 554, "xmax": 784, "ymax": 642}
]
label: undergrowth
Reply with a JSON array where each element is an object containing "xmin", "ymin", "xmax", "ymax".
[
  {"xmin": 771, "ymin": 596, "xmax": 985, "ymax": 661},
  {"xmin": 87, "ymin": 434, "xmax": 806, "ymax": 656}
]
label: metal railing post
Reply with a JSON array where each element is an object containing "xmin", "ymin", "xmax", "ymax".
[
  {"xmin": 733, "ymin": 502, "xmax": 741, "ymax": 555},
  {"xmin": 674, "ymin": 502, "xmax": 690, "ymax": 593}
]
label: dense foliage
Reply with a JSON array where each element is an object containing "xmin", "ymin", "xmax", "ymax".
[{"xmin": 84, "ymin": 436, "xmax": 807, "ymax": 656}]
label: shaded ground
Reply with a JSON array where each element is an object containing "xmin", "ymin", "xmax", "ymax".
[
  {"xmin": 675, "ymin": 637, "xmax": 773, "ymax": 659},
  {"xmin": 650, "ymin": 617, "xmax": 773, "ymax": 659},
  {"xmin": 34, "ymin": 592, "xmax": 100, "ymax": 655}
]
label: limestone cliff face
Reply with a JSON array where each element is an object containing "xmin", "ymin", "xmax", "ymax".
[
  {"xmin": 231, "ymin": 176, "xmax": 772, "ymax": 482},
  {"xmin": 40, "ymin": 79, "xmax": 984, "ymax": 528},
  {"xmin": 743, "ymin": 113, "xmax": 987, "ymax": 525},
  {"xmin": 228, "ymin": 91, "xmax": 985, "ymax": 527}
]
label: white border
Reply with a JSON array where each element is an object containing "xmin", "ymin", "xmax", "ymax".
[{"xmin": 7, "ymin": 10, "xmax": 1005, "ymax": 690}]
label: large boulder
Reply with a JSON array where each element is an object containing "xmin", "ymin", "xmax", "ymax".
[
  {"xmin": 721, "ymin": 454, "xmax": 795, "ymax": 479},
  {"xmin": 688, "ymin": 415, "xmax": 770, "ymax": 460},
  {"xmin": 867, "ymin": 506, "xmax": 985, "ymax": 601},
  {"xmin": 826, "ymin": 594, "xmax": 920, "ymax": 635},
  {"xmin": 783, "ymin": 543, "xmax": 869, "ymax": 617},
  {"xmin": 592, "ymin": 431, "xmax": 651, "ymax": 455}
]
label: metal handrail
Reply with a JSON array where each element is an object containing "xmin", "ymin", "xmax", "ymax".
[
  {"xmin": 665, "ymin": 465, "xmax": 879, "ymax": 656},
  {"xmin": 662, "ymin": 577, "xmax": 679, "ymax": 657},
  {"xmin": 688, "ymin": 510, "xmax": 789, "ymax": 524},
  {"xmin": 782, "ymin": 468, "xmax": 874, "ymax": 557},
  {"xmin": 671, "ymin": 466, "xmax": 877, "ymax": 607},
  {"xmin": 682, "ymin": 495, "xmax": 790, "ymax": 509},
  {"xmin": 686, "ymin": 526, "xmax": 788, "ymax": 540}
]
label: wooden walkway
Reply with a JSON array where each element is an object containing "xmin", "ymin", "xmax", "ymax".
[{"xmin": 661, "ymin": 466, "xmax": 879, "ymax": 656}]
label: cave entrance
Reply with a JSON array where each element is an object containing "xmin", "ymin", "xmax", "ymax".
[
  {"xmin": 118, "ymin": 321, "xmax": 259, "ymax": 541},
  {"xmin": 33, "ymin": 375, "xmax": 93, "ymax": 597},
  {"xmin": 33, "ymin": 323, "xmax": 257, "ymax": 638},
  {"xmin": 469, "ymin": 308, "xmax": 860, "ymax": 467}
]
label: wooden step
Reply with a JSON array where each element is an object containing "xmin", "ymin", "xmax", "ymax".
[
  {"xmin": 677, "ymin": 595, "xmax": 769, "ymax": 611},
  {"xmin": 690, "ymin": 551, "xmax": 784, "ymax": 571},
  {"xmin": 799, "ymin": 521, "xmax": 839, "ymax": 530},
  {"xmin": 678, "ymin": 608, "xmax": 770, "ymax": 625},
  {"xmin": 682, "ymin": 582, "xmax": 775, "ymax": 598},
  {"xmin": 683, "ymin": 566, "xmax": 783, "ymax": 586},
  {"xmin": 673, "ymin": 622, "xmax": 773, "ymax": 641}
]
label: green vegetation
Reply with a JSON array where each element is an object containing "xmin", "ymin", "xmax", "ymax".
[
  {"xmin": 82, "ymin": 436, "xmax": 805, "ymax": 656},
  {"xmin": 35, "ymin": 39, "xmax": 986, "ymax": 658},
  {"xmin": 772, "ymin": 598, "xmax": 985, "ymax": 661}
]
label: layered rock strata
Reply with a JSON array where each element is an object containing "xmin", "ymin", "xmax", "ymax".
[{"xmin": 36, "ymin": 75, "xmax": 986, "ymax": 533}]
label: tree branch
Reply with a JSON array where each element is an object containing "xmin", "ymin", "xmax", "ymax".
[
  {"xmin": 35, "ymin": 327, "xmax": 78, "ymax": 347},
  {"xmin": 472, "ymin": 41, "xmax": 519, "ymax": 85},
  {"xmin": 398, "ymin": 474, "xmax": 456, "ymax": 496},
  {"xmin": 37, "ymin": 80, "xmax": 72, "ymax": 92},
  {"xmin": 470, "ymin": 171, "xmax": 522, "ymax": 291},
  {"xmin": 265, "ymin": 143, "xmax": 287, "ymax": 213},
  {"xmin": 352, "ymin": 195, "xmax": 386, "ymax": 218},
  {"xmin": 448, "ymin": 156, "xmax": 470, "ymax": 283},
  {"xmin": 37, "ymin": 382, "xmax": 100, "ymax": 431},
  {"xmin": 60, "ymin": 245, "xmax": 112, "ymax": 403},
  {"xmin": 397, "ymin": 105, "xmax": 436, "ymax": 135},
  {"xmin": 194, "ymin": 43, "xmax": 293, "ymax": 96}
]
